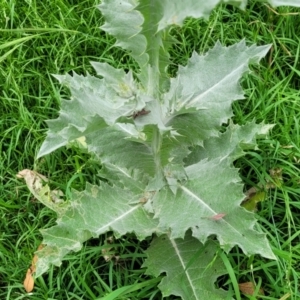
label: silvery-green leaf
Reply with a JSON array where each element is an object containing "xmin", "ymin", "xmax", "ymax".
[
  {"xmin": 37, "ymin": 70, "xmax": 143, "ymax": 158},
  {"xmin": 144, "ymin": 232, "xmax": 231, "ymax": 300},
  {"xmin": 186, "ymin": 121, "xmax": 274, "ymax": 165},
  {"xmin": 152, "ymin": 158, "xmax": 275, "ymax": 259},
  {"xmin": 165, "ymin": 41, "xmax": 271, "ymax": 143},
  {"xmin": 268, "ymin": 0, "xmax": 300, "ymax": 6},
  {"xmin": 223, "ymin": 0, "xmax": 300, "ymax": 8},
  {"xmin": 35, "ymin": 181, "xmax": 159, "ymax": 277}
]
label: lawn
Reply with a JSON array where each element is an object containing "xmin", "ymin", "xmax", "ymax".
[{"xmin": 0, "ymin": 0, "xmax": 300, "ymax": 299}]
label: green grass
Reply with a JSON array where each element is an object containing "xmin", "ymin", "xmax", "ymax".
[{"xmin": 0, "ymin": 0, "xmax": 300, "ymax": 299}]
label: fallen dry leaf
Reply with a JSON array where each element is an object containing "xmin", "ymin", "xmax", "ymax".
[
  {"xmin": 17, "ymin": 169, "xmax": 48, "ymax": 186},
  {"xmin": 238, "ymin": 281, "xmax": 264, "ymax": 296},
  {"xmin": 23, "ymin": 244, "xmax": 45, "ymax": 293},
  {"xmin": 17, "ymin": 169, "xmax": 65, "ymax": 213},
  {"xmin": 269, "ymin": 167, "xmax": 283, "ymax": 187},
  {"xmin": 101, "ymin": 237, "xmax": 120, "ymax": 263},
  {"xmin": 23, "ymin": 268, "xmax": 34, "ymax": 293}
]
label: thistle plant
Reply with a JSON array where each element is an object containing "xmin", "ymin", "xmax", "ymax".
[{"xmin": 20, "ymin": 0, "xmax": 300, "ymax": 298}]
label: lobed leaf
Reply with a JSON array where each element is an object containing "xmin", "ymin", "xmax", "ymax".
[
  {"xmin": 152, "ymin": 156, "xmax": 275, "ymax": 259},
  {"xmin": 185, "ymin": 121, "xmax": 274, "ymax": 165},
  {"xmin": 35, "ymin": 181, "xmax": 159, "ymax": 277},
  {"xmin": 144, "ymin": 232, "xmax": 230, "ymax": 300},
  {"xmin": 165, "ymin": 41, "xmax": 271, "ymax": 143},
  {"xmin": 37, "ymin": 66, "xmax": 147, "ymax": 158}
]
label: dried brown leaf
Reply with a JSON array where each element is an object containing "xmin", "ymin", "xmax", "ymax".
[
  {"xmin": 101, "ymin": 237, "xmax": 120, "ymax": 263},
  {"xmin": 23, "ymin": 244, "xmax": 45, "ymax": 292},
  {"xmin": 23, "ymin": 268, "xmax": 34, "ymax": 293},
  {"xmin": 238, "ymin": 282, "xmax": 264, "ymax": 296},
  {"xmin": 17, "ymin": 169, "xmax": 65, "ymax": 212},
  {"xmin": 102, "ymin": 247, "xmax": 113, "ymax": 262},
  {"xmin": 31, "ymin": 244, "xmax": 45, "ymax": 273}
]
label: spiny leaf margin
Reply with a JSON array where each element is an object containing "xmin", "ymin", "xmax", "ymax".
[{"xmin": 144, "ymin": 232, "xmax": 231, "ymax": 300}]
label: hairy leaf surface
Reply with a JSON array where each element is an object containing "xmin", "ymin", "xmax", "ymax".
[
  {"xmin": 35, "ymin": 181, "xmax": 159, "ymax": 277},
  {"xmin": 35, "ymin": 37, "xmax": 276, "ymax": 276},
  {"xmin": 152, "ymin": 158, "xmax": 275, "ymax": 259},
  {"xmin": 37, "ymin": 69, "xmax": 143, "ymax": 158},
  {"xmin": 99, "ymin": 0, "xmax": 297, "ymax": 92},
  {"xmin": 165, "ymin": 41, "xmax": 271, "ymax": 143},
  {"xmin": 144, "ymin": 232, "xmax": 230, "ymax": 300},
  {"xmin": 224, "ymin": 0, "xmax": 300, "ymax": 8},
  {"xmin": 185, "ymin": 121, "xmax": 274, "ymax": 165},
  {"xmin": 268, "ymin": 0, "xmax": 300, "ymax": 6},
  {"xmin": 29, "ymin": 0, "xmax": 299, "ymax": 288}
]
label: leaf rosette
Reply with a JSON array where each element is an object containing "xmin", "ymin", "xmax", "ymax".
[{"xmin": 20, "ymin": 0, "xmax": 300, "ymax": 297}]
